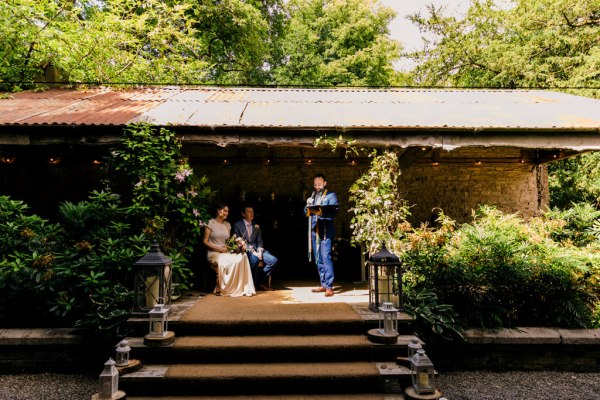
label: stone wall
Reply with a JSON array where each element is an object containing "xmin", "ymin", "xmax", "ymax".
[{"xmin": 190, "ymin": 146, "xmax": 548, "ymax": 228}]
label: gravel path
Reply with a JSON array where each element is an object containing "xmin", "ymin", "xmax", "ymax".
[
  {"xmin": 1, "ymin": 371, "xmax": 600, "ymax": 399},
  {"xmin": 437, "ymin": 371, "xmax": 600, "ymax": 400}
]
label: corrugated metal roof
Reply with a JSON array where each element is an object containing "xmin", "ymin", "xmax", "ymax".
[{"xmin": 0, "ymin": 87, "xmax": 598, "ymax": 130}]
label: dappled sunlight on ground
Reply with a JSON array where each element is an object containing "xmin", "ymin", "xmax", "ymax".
[{"xmin": 275, "ymin": 280, "xmax": 369, "ymax": 304}]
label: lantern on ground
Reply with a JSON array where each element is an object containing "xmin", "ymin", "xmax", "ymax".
[
  {"xmin": 91, "ymin": 358, "xmax": 126, "ymax": 400},
  {"xmin": 378, "ymin": 302, "xmax": 398, "ymax": 336},
  {"xmin": 115, "ymin": 340, "xmax": 130, "ymax": 367},
  {"xmin": 99, "ymin": 358, "xmax": 118, "ymax": 398},
  {"xmin": 410, "ymin": 349, "xmax": 436, "ymax": 395},
  {"xmin": 133, "ymin": 242, "xmax": 172, "ymax": 314},
  {"xmin": 407, "ymin": 337, "xmax": 423, "ymax": 359},
  {"xmin": 366, "ymin": 244, "xmax": 402, "ymax": 311}
]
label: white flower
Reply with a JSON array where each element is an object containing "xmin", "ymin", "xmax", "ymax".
[
  {"xmin": 177, "ymin": 192, "xmax": 184, "ymax": 198},
  {"xmin": 193, "ymin": 209, "xmax": 200, "ymax": 217}
]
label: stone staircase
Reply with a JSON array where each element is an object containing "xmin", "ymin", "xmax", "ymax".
[{"xmin": 119, "ymin": 290, "xmax": 415, "ymax": 399}]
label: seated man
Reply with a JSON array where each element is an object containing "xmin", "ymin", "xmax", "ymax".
[{"xmin": 232, "ymin": 205, "xmax": 278, "ymax": 291}]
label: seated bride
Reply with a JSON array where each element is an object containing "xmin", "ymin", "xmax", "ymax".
[{"xmin": 202, "ymin": 202, "xmax": 256, "ymax": 297}]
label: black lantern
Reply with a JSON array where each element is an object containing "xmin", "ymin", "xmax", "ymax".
[
  {"xmin": 133, "ymin": 242, "xmax": 172, "ymax": 314},
  {"xmin": 366, "ymin": 244, "xmax": 402, "ymax": 311}
]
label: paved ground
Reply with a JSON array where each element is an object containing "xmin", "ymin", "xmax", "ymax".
[{"xmin": 2, "ymin": 371, "xmax": 600, "ymax": 399}]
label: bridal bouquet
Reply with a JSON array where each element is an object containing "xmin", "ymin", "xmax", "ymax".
[{"xmin": 226, "ymin": 234, "xmax": 246, "ymax": 254}]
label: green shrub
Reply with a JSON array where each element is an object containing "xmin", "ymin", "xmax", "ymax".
[
  {"xmin": 0, "ymin": 124, "xmax": 215, "ymax": 336},
  {"xmin": 0, "ymin": 196, "xmax": 66, "ymax": 326},
  {"xmin": 402, "ymin": 206, "xmax": 600, "ymax": 330},
  {"xmin": 543, "ymin": 202, "xmax": 600, "ymax": 247}
]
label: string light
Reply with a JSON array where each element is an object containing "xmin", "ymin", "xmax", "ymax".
[
  {"xmin": 0, "ymin": 156, "xmax": 16, "ymax": 164},
  {"xmin": 91, "ymin": 159, "xmax": 103, "ymax": 165},
  {"xmin": 48, "ymin": 157, "xmax": 61, "ymax": 165}
]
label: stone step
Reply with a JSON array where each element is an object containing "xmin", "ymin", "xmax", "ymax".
[
  {"xmin": 127, "ymin": 335, "xmax": 374, "ymax": 363},
  {"xmin": 120, "ymin": 362, "xmax": 408, "ymax": 396},
  {"xmin": 127, "ymin": 335, "xmax": 416, "ymax": 364}
]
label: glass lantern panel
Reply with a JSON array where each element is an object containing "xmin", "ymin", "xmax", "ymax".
[
  {"xmin": 135, "ymin": 265, "xmax": 172, "ymax": 312},
  {"xmin": 368, "ymin": 264, "xmax": 378, "ymax": 309},
  {"xmin": 416, "ymin": 367, "xmax": 435, "ymax": 394},
  {"xmin": 377, "ymin": 266, "xmax": 399, "ymax": 308}
]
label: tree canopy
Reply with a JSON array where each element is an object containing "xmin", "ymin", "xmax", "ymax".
[
  {"xmin": 0, "ymin": 0, "xmax": 401, "ymax": 89},
  {"xmin": 269, "ymin": 0, "xmax": 400, "ymax": 86},
  {"xmin": 407, "ymin": 0, "xmax": 599, "ymax": 97}
]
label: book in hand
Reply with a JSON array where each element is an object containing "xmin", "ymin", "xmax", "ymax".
[{"xmin": 306, "ymin": 204, "xmax": 339, "ymax": 216}]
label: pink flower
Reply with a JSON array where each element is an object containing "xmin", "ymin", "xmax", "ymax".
[
  {"xmin": 193, "ymin": 209, "xmax": 200, "ymax": 217},
  {"xmin": 177, "ymin": 193, "xmax": 184, "ymax": 198},
  {"xmin": 174, "ymin": 168, "xmax": 193, "ymax": 183}
]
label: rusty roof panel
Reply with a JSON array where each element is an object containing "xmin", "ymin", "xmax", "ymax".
[
  {"xmin": 4, "ymin": 90, "xmax": 157, "ymax": 125},
  {"xmin": 0, "ymin": 87, "xmax": 598, "ymax": 129}
]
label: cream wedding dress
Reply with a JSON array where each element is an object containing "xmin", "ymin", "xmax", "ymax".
[{"xmin": 206, "ymin": 219, "xmax": 256, "ymax": 297}]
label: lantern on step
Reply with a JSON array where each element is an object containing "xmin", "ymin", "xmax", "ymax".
[
  {"xmin": 133, "ymin": 242, "xmax": 172, "ymax": 314},
  {"xmin": 147, "ymin": 302, "xmax": 169, "ymax": 338},
  {"xmin": 115, "ymin": 339, "xmax": 131, "ymax": 367},
  {"xmin": 366, "ymin": 244, "xmax": 402, "ymax": 311},
  {"xmin": 378, "ymin": 302, "xmax": 399, "ymax": 337},
  {"xmin": 407, "ymin": 337, "xmax": 423, "ymax": 359},
  {"xmin": 410, "ymin": 349, "xmax": 436, "ymax": 395}
]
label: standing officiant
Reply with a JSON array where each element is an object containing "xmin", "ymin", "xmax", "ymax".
[
  {"xmin": 233, "ymin": 205, "xmax": 278, "ymax": 291},
  {"xmin": 305, "ymin": 173, "xmax": 339, "ymax": 297}
]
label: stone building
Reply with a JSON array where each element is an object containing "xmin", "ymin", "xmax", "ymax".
[{"xmin": 1, "ymin": 87, "xmax": 599, "ymax": 280}]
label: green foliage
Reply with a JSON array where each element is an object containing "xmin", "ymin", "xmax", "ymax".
[
  {"xmin": 0, "ymin": 192, "xmax": 144, "ymax": 335},
  {"xmin": 271, "ymin": 0, "xmax": 401, "ymax": 86},
  {"xmin": 348, "ymin": 150, "xmax": 411, "ymax": 254},
  {"xmin": 407, "ymin": 0, "xmax": 600, "ymax": 97},
  {"xmin": 543, "ymin": 203, "xmax": 600, "ymax": 247},
  {"xmin": 403, "ymin": 206, "xmax": 600, "ymax": 330},
  {"xmin": 549, "ymin": 152, "xmax": 600, "ymax": 209},
  {"xmin": 0, "ymin": 0, "xmax": 403, "ymax": 87},
  {"xmin": 0, "ymin": 0, "xmax": 283, "ymax": 88},
  {"xmin": 108, "ymin": 124, "xmax": 214, "ymax": 289},
  {"xmin": 403, "ymin": 287, "xmax": 464, "ymax": 341},
  {"xmin": 0, "ymin": 125, "xmax": 214, "ymax": 335},
  {"xmin": 0, "ymin": 196, "xmax": 65, "ymax": 326}
]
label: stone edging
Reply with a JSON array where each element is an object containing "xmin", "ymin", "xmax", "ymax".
[{"xmin": 465, "ymin": 327, "xmax": 600, "ymax": 345}]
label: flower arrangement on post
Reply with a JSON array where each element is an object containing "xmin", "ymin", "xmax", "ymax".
[{"xmin": 225, "ymin": 234, "xmax": 247, "ymax": 254}]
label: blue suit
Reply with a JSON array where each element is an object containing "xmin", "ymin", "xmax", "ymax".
[
  {"xmin": 232, "ymin": 219, "xmax": 277, "ymax": 287},
  {"xmin": 305, "ymin": 190, "xmax": 339, "ymax": 289}
]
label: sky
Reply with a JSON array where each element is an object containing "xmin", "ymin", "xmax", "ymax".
[{"xmin": 380, "ymin": 0, "xmax": 472, "ymax": 70}]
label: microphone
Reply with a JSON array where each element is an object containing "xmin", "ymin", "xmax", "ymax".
[{"xmin": 307, "ymin": 191, "xmax": 316, "ymax": 205}]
